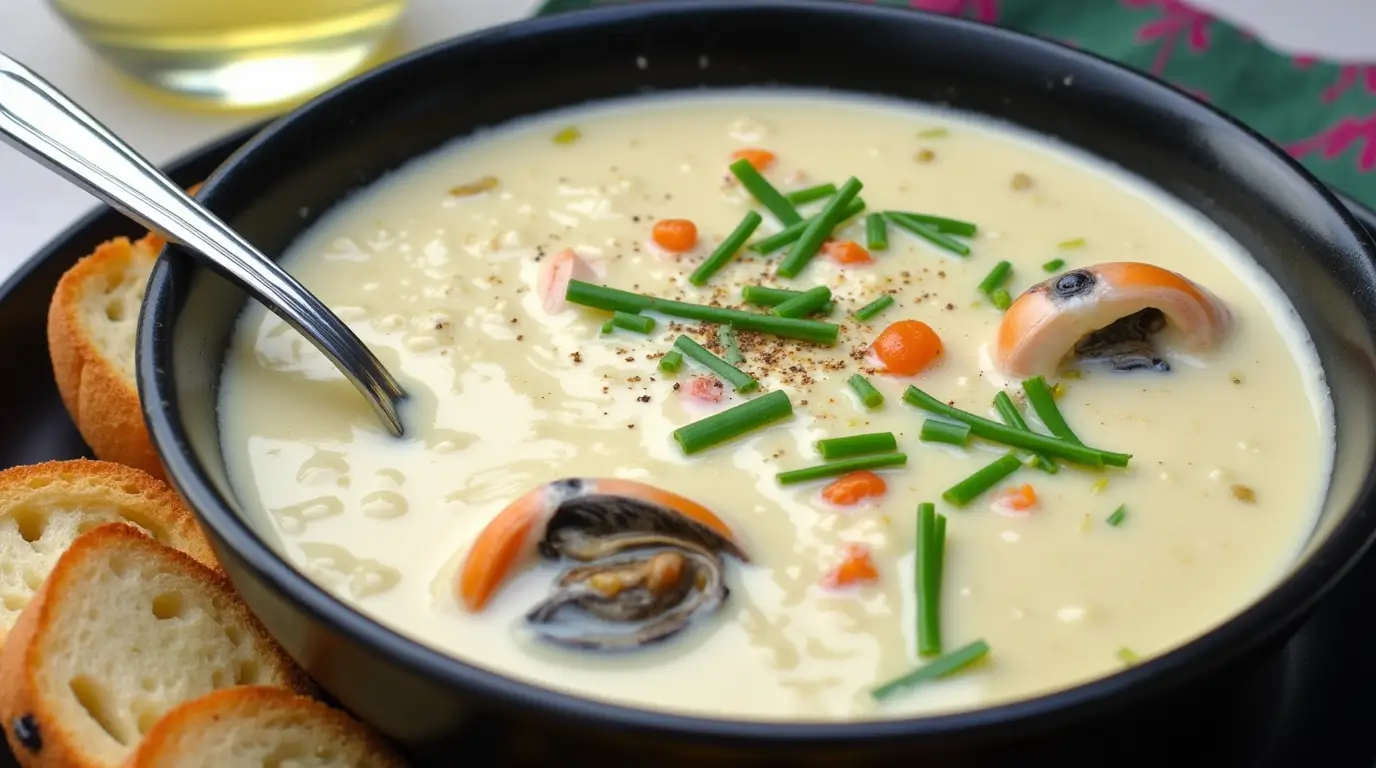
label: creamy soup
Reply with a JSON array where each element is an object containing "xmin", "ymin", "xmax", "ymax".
[{"xmin": 218, "ymin": 91, "xmax": 1332, "ymax": 721}]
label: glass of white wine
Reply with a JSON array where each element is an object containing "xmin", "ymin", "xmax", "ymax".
[{"xmin": 47, "ymin": 0, "xmax": 409, "ymax": 110}]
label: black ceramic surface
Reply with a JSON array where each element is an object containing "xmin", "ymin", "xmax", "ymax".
[{"xmin": 132, "ymin": 2, "xmax": 1376, "ymax": 766}]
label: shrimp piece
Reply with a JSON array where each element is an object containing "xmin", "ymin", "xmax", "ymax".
[
  {"xmin": 536, "ymin": 248, "xmax": 594, "ymax": 314},
  {"xmin": 682, "ymin": 375, "xmax": 725, "ymax": 403}
]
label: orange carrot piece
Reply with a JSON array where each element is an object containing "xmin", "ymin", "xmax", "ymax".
[
  {"xmin": 822, "ymin": 543, "xmax": 879, "ymax": 589},
  {"xmin": 824, "ymin": 240, "xmax": 873, "ymax": 265},
  {"xmin": 996, "ymin": 484, "xmax": 1039, "ymax": 511},
  {"xmin": 652, "ymin": 219, "xmax": 698, "ymax": 252},
  {"xmin": 821, "ymin": 470, "xmax": 888, "ymax": 506},
  {"xmin": 730, "ymin": 148, "xmax": 776, "ymax": 171},
  {"xmin": 871, "ymin": 320, "xmax": 943, "ymax": 376}
]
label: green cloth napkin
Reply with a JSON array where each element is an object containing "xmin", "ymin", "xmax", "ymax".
[{"xmin": 537, "ymin": 0, "xmax": 1376, "ymax": 210}]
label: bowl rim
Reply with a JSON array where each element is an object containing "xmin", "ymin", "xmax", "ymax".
[{"xmin": 139, "ymin": 0, "xmax": 1376, "ymax": 745}]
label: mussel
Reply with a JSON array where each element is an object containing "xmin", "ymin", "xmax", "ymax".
[
  {"xmin": 995, "ymin": 262, "xmax": 1230, "ymax": 377},
  {"xmin": 455, "ymin": 478, "xmax": 746, "ymax": 651}
]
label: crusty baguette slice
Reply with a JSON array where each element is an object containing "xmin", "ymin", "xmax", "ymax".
[
  {"xmin": 0, "ymin": 523, "xmax": 307, "ymax": 768},
  {"xmin": 122, "ymin": 686, "xmax": 406, "ymax": 768},
  {"xmin": 48, "ymin": 232, "xmax": 165, "ymax": 480},
  {"xmin": 0, "ymin": 460, "xmax": 218, "ymax": 644}
]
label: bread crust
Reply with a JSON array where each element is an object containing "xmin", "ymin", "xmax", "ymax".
[
  {"xmin": 123, "ymin": 686, "xmax": 406, "ymax": 768},
  {"xmin": 0, "ymin": 524, "xmax": 308, "ymax": 768},
  {"xmin": 47, "ymin": 234, "xmax": 166, "ymax": 480}
]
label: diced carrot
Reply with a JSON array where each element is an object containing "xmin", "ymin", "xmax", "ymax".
[
  {"xmin": 652, "ymin": 219, "xmax": 698, "ymax": 252},
  {"xmin": 536, "ymin": 248, "xmax": 594, "ymax": 314},
  {"xmin": 871, "ymin": 320, "xmax": 943, "ymax": 376},
  {"xmin": 821, "ymin": 543, "xmax": 879, "ymax": 589},
  {"xmin": 683, "ymin": 375, "xmax": 725, "ymax": 403},
  {"xmin": 824, "ymin": 240, "xmax": 873, "ymax": 265},
  {"xmin": 730, "ymin": 148, "xmax": 776, "ymax": 171},
  {"xmin": 821, "ymin": 471, "xmax": 887, "ymax": 506},
  {"xmin": 995, "ymin": 484, "xmax": 1039, "ymax": 512}
]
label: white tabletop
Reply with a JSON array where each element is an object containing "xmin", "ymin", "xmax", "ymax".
[{"xmin": 1, "ymin": 0, "xmax": 1372, "ymax": 284}]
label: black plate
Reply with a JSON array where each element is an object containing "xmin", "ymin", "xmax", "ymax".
[{"xmin": 3, "ymin": 132, "xmax": 1375, "ymax": 767}]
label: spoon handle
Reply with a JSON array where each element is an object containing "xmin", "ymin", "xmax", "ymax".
[{"xmin": 0, "ymin": 53, "xmax": 406, "ymax": 437}]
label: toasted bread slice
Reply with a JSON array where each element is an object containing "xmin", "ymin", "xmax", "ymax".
[
  {"xmin": 0, "ymin": 460, "xmax": 217, "ymax": 644},
  {"xmin": 123, "ymin": 686, "xmax": 405, "ymax": 768},
  {"xmin": 0, "ymin": 524, "xmax": 307, "ymax": 768},
  {"xmin": 48, "ymin": 233, "xmax": 166, "ymax": 479}
]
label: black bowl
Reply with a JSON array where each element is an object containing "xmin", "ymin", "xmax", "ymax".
[{"xmin": 138, "ymin": 2, "xmax": 1376, "ymax": 765}]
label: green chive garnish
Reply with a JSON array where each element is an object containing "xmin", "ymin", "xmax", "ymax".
[
  {"xmin": 992, "ymin": 391, "xmax": 1057, "ymax": 473},
  {"xmin": 777, "ymin": 177, "xmax": 864, "ymax": 279},
  {"xmin": 1117, "ymin": 647, "xmax": 1139, "ymax": 665},
  {"xmin": 600, "ymin": 319, "xmax": 614, "ymax": 335},
  {"xmin": 1022, "ymin": 376, "xmax": 1083, "ymax": 446},
  {"xmin": 552, "ymin": 126, "xmax": 581, "ymax": 145},
  {"xmin": 776, "ymin": 453, "xmax": 908, "ymax": 485},
  {"xmin": 1106, "ymin": 504, "xmax": 1128, "ymax": 527},
  {"xmin": 610, "ymin": 311, "xmax": 654, "ymax": 334},
  {"xmin": 919, "ymin": 419, "xmax": 971, "ymax": 446},
  {"xmin": 750, "ymin": 199, "xmax": 866, "ymax": 254},
  {"xmin": 658, "ymin": 350, "xmax": 683, "ymax": 375},
  {"xmin": 673, "ymin": 390, "xmax": 793, "ymax": 455},
  {"xmin": 739, "ymin": 285, "xmax": 835, "ymax": 315},
  {"xmin": 989, "ymin": 288, "xmax": 1012, "ymax": 311},
  {"xmin": 848, "ymin": 374, "xmax": 884, "ymax": 409},
  {"xmin": 729, "ymin": 159, "xmax": 801, "ymax": 226},
  {"xmin": 882, "ymin": 211, "xmax": 978, "ymax": 238},
  {"xmin": 917, "ymin": 502, "xmax": 946, "ymax": 655},
  {"xmin": 903, "ymin": 386, "xmax": 1129, "ymax": 467},
  {"xmin": 785, "ymin": 182, "xmax": 837, "ymax": 205},
  {"xmin": 673, "ymin": 335, "xmax": 757, "ymax": 393},
  {"xmin": 771, "ymin": 286, "xmax": 832, "ymax": 318},
  {"xmin": 917, "ymin": 127, "xmax": 950, "ymax": 139},
  {"xmin": 942, "ymin": 452, "xmax": 1022, "ymax": 507},
  {"xmin": 1058, "ymin": 237, "xmax": 1086, "ymax": 249},
  {"xmin": 816, "ymin": 432, "xmax": 898, "ymax": 460},
  {"xmin": 871, "ymin": 639, "xmax": 990, "ymax": 701},
  {"xmin": 566, "ymin": 280, "xmax": 840, "ymax": 345},
  {"xmin": 866, "ymin": 213, "xmax": 889, "ymax": 251},
  {"xmin": 719, "ymin": 325, "xmax": 744, "ymax": 365},
  {"xmin": 688, "ymin": 211, "xmax": 762, "ymax": 287},
  {"xmin": 1042, "ymin": 257, "xmax": 1067, "ymax": 273},
  {"xmin": 977, "ymin": 261, "xmax": 1012, "ymax": 296},
  {"xmin": 884, "ymin": 212, "xmax": 971, "ymax": 256},
  {"xmin": 853, "ymin": 295, "xmax": 895, "ymax": 322}
]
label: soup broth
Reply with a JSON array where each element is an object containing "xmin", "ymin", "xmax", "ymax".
[{"xmin": 218, "ymin": 91, "xmax": 1331, "ymax": 721}]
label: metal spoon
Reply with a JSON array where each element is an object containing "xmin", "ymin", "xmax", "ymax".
[{"xmin": 0, "ymin": 52, "xmax": 407, "ymax": 436}]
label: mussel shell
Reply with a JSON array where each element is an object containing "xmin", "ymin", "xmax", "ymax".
[{"xmin": 539, "ymin": 493, "xmax": 746, "ymax": 562}]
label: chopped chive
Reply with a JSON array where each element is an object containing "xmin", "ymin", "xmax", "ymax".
[
  {"xmin": 1042, "ymin": 257, "xmax": 1067, "ymax": 273},
  {"xmin": 776, "ymin": 453, "xmax": 908, "ymax": 485},
  {"xmin": 778, "ymin": 178, "xmax": 864, "ymax": 279},
  {"xmin": 785, "ymin": 182, "xmax": 837, "ymax": 205},
  {"xmin": 610, "ymin": 311, "xmax": 655, "ymax": 334},
  {"xmin": 1106, "ymin": 504, "xmax": 1128, "ymax": 527},
  {"xmin": 749, "ymin": 199, "xmax": 866, "ymax": 255},
  {"xmin": 871, "ymin": 639, "xmax": 990, "ymax": 701},
  {"xmin": 920, "ymin": 419, "xmax": 971, "ymax": 446},
  {"xmin": 882, "ymin": 211, "xmax": 978, "ymax": 238},
  {"xmin": 673, "ymin": 335, "xmax": 757, "ymax": 393},
  {"xmin": 552, "ymin": 126, "xmax": 581, "ymax": 144},
  {"xmin": 977, "ymin": 261, "xmax": 1012, "ymax": 296},
  {"xmin": 1022, "ymin": 376, "xmax": 1083, "ymax": 446},
  {"xmin": 815, "ymin": 432, "xmax": 898, "ymax": 460},
  {"xmin": 853, "ymin": 295, "xmax": 896, "ymax": 322},
  {"xmin": 917, "ymin": 502, "xmax": 945, "ymax": 656},
  {"xmin": 739, "ymin": 285, "xmax": 835, "ymax": 315},
  {"xmin": 673, "ymin": 390, "xmax": 793, "ymax": 455},
  {"xmin": 1058, "ymin": 237, "xmax": 1086, "ymax": 249},
  {"xmin": 992, "ymin": 391, "xmax": 1057, "ymax": 474},
  {"xmin": 729, "ymin": 158, "xmax": 801, "ymax": 226},
  {"xmin": 917, "ymin": 127, "xmax": 950, "ymax": 139},
  {"xmin": 866, "ymin": 213, "xmax": 889, "ymax": 251},
  {"xmin": 942, "ymin": 452, "xmax": 1022, "ymax": 507},
  {"xmin": 1117, "ymin": 647, "xmax": 1139, "ymax": 665},
  {"xmin": 903, "ymin": 386, "xmax": 1129, "ymax": 467},
  {"xmin": 600, "ymin": 319, "xmax": 614, "ymax": 335},
  {"xmin": 566, "ymin": 280, "xmax": 840, "ymax": 345},
  {"xmin": 989, "ymin": 288, "xmax": 1012, "ymax": 311},
  {"xmin": 848, "ymin": 374, "xmax": 884, "ymax": 409},
  {"xmin": 719, "ymin": 325, "xmax": 744, "ymax": 365},
  {"xmin": 884, "ymin": 213, "xmax": 971, "ymax": 256},
  {"xmin": 658, "ymin": 350, "xmax": 683, "ymax": 375},
  {"xmin": 771, "ymin": 286, "xmax": 832, "ymax": 318},
  {"xmin": 688, "ymin": 211, "xmax": 763, "ymax": 286}
]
